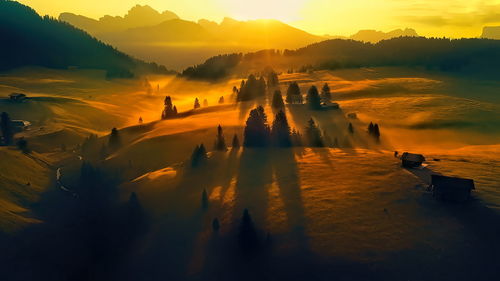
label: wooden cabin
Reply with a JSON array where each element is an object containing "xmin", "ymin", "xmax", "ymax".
[
  {"xmin": 9, "ymin": 93, "xmax": 27, "ymax": 102},
  {"xmin": 401, "ymin": 152, "xmax": 425, "ymax": 168},
  {"xmin": 431, "ymin": 175, "xmax": 475, "ymax": 203}
]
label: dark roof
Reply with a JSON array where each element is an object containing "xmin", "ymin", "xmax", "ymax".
[
  {"xmin": 431, "ymin": 174, "xmax": 475, "ymax": 190},
  {"xmin": 401, "ymin": 152, "xmax": 425, "ymax": 162},
  {"xmin": 9, "ymin": 92, "xmax": 26, "ymax": 97}
]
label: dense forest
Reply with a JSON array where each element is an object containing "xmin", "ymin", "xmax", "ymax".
[
  {"xmin": 0, "ymin": 0, "xmax": 172, "ymax": 78},
  {"xmin": 181, "ymin": 37, "xmax": 500, "ymax": 80}
]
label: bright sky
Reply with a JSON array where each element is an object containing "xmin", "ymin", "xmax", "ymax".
[{"xmin": 18, "ymin": 0, "xmax": 500, "ymax": 37}]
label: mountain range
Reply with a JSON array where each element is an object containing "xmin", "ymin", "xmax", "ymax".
[{"xmin": 59, "ymin": 5, "xmax": 419, "ymax": 70}]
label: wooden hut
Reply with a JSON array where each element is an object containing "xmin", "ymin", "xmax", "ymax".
[
  {"xmin": 431, "ymin": 175, "xmax": 475, "ymax": 203},
  {"xmin": 401, "ymin": 152, "xmax": 425, "ymax": 168}
]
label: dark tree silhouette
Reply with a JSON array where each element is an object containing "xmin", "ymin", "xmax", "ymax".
[
  {"xmin": 321, "ymin": 83, "xmax": 332, "ymax": 103},
  {"xmin": 232, "ymin": 134, "xmax": 240, "ymax": 149},
  {"xmin": 218, "ymin": 96, "xmax": 225, "ymax": 104},
  {"xmin": 237, "ymin": 74, "xmax": 267, "ymax": 101},
  {"xmin": 191, "ymin": 143, "xmax": 208, "ymax": 167},
  {"xmin": 238, "ymin": 209, "xmax": 260, "ymax": 253},
  {"xmin": 271, "ymin": 90, "xmax": 285, "ymax": 110},
  {"xmin": 291, "ymin": 128, "xmax": 303, "ymax": 146},
  {"xmin": 194, "ymin": 98, "xmax": 201, "ymax": 109},
  {"xmin": 212, "ymin": 218, "xmax": 220, "ymax": 232},
  {"xmin": 368, "ymin": 122, "xmax": 374, "ymax": 134},
  {"xmin": 180, "ymin": 53, "xmax": 242, "ymax": 80},
  {"xmin": 271, "ymin": 110, "xmax": 292, "ymax": 147},
  {"xmin": 305, "ymin": 118, "xmax": 323, "ymax": 147},
  {"xmin": 214, "ymin": 125, "xmax": 227, "ymax": 151},
  {"xmin": 306, "ymin": 85, "xmax": 322, "ymax": 110},
  {"xmin": 348, "ymin": 123, "xmax": 354, "ymax": 134},
  {"xmin": 138, "ymin": 116, "xmax": 143, "ymax": 124},
  {"xmin": 0, "ymin": 112, "xmax": 13, "ymax": 145},
  {"xmin": 266, "ymin": 70, "xmax": 279, "ymax": 88},
  {"xmin": 108, "ymin": 127, "xmax": 121, "ymax": 151},
  {"xmin": 202, "ymin": 189, "xmax": 209, "ymax": 209},
  {"xmin": 373, "ymin": 124, "xmax": 380, "ymax": 140},
  {"xmin": 243, "ymin": 106, "xmax": 270, "ymax": 147},
  {"xmin": 162, "ymin": 96, "xmax": 177, "ymax": 119},
  {"xmin": 16, "ymin": 137, "xmax": 28, "ymax": 153},
  {"xmin": 286, "ymin": 82, "xmax": 302, "ymax": 104}
]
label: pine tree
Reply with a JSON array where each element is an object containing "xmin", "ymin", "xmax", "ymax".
[
  {"xmin": 286, "ymin": 82, "xmax": 302, "ymax": 104},
  {"xmin": 0, "ymin": 112, "xmax": 13, "ymax": 145},
  {"xmin": 305, "ymin": 118, "xmax": 323, "ymax": 147},
  {"xmin": 348, "ymin": 123, "xmax": 354, "ymax": 134},
  {"xmin": 271, "ymin": 110, "xmax": 292, "ymax": 147},
  {"xmin": 373, "ymin": 124, "xmax": 380, "ymax": 140},
  {"xmin": 194, "ymin": 98, "xmax": 201, "ymax": 109},
  {"xmin": 138, "ymin": 116, "xmax": 143, "ymax": 124},
  {"xmin": 191, "ymin": 144, "xmax": 208, "ymax": 167},
  {"xmin": 306, "ymin": 85, "xmax": 322, "ymax": 110},
  {"xmin": 214, "ymin": 125, "xmax": 227, "ymax": 151},
  {"xmin": 271, "ymin": 90, "xmax": 285, "ymax": 109},
  {"xmin": 258, "ymin": 76, "xmax": 266, "ymax": 97},
  {"xmin": 368, "ymin": 122, "xmax": 374, "ymax": 134},
  {"xmin": 243, "ymin": 106, "xmax": 270, "ymax": 147},
  {"xmin": 232, "ymin": 134, "xmax": 240, "ymax": 149},
  {"xmin": 212, "ymin": 218, "xmax": 220, "ymax": 232},
  {"xmin": 267, "ymin": 71, "xmax": 279, "ymax": 88},
  {"xmin": 162, "ymin": 96, "xmax": 177, "ymax": 119},
  {"xmin": 173, "ymin": 106, "xmax": 178, "ymax": 115},
  {"xmin": 202, "ymin": 189, "xmax": 208, "ymax": 209},
  {"xmin": 321, "ymin": 83, "xmax": 332, "ymax": 103},
  {"xmin": 218, "ymin": 96, "xmax": 225, "ymax": 104},
  {"xmin": 108, "ymin": 127, "xmax": 121, "ymax": 151},
  {"xmin": 238, "ymin": 209, "xmax": 259, "ymax": 253}
]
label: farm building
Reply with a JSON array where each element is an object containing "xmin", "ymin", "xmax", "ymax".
[
  {"xmin": 11, "ymin": 120, "xmax": 31, "ymax": 132},
  {"xmin": 431, "ymin": 175, "xmax": 475, "ymax": 203},
  {"xmin": 401, "ymin": 152, "xmax": 425, "ymax": 168}
]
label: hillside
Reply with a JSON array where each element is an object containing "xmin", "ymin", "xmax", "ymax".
[
  {"xmin": 181, "ymin": 37, "xmax": 500, "ymax": 80},
  {"xmin": 0, "ymin": 0, "xmax": 170, "ymax": 77}
]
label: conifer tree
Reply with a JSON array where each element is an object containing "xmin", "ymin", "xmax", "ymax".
[
  {"xmin": 271, "ymin": 110, "xmax": 292, "ymax": 147},
  {"xmin": 0, "ymin": 112, "xmax": 13, "ymax": 145},
  {"xmin": 271, "ymin": 90, "xmax": 285, "ymax": 110},
  {"xmin": 191, "ymin": 144, "xmax": 208, "ymax": 167},
  {"xmin": 348, "ymin": 123, "xmax": 354, "ymax": 134},
  {"xmin": 305, "ymin": 118, "xmax": 323, "ymax": 147},
  {"xmin": 194, "ymin": 98, "xmax": 201, "ymax": 109},
  {"xmin": 267, "ymin": 71, "xmax": 279, "ymax": 88},
  {"xmin": 368, "ymin": 122, "xmax": 374, "ymax": 134},
  {"xmin": 321, "ymin": 83, "xmax": 332, "ymax": 103},
  {"xmin": 162, "ymin": 96, "xmax": 177, "ymax": 119},
  {"xmin": 232, "ymin": 134, "xmax": 240, "ymax": 149},
  {"xmin": 286, "ymin": 82, "xmax": 302, "ymax": 104},
  {"xmin": 243, "ymin": 106, "xmax": 270, "ymax": 147},
  {"xmin": 373, "ymin": 124, "xmax": 380, "ymax": 140},
  {"xmin": 108, "ymin": 127, "xmax": 121, "ymax": 151},
  {"xmin": 214, "ymin": 125, "xmax": 227, "ymax": 151},
  {"xmin": 238, "ymin": 209, "xmax": 259, "ymax": 252},
  {"xmin": 212, "ymin": 218, "xmax": 220, "ymax": 232},
  {"xmin": 218, "ymin": 96, "xmax": 225, "ymax": 104},
  {"xmin": 306, "ymin": 85, "xmax": 322, "ymax": 110}
]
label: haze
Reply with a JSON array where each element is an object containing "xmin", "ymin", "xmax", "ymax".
[{"xmin": 18, "ymin": 0, "xmax": 500, "ymax": 37}]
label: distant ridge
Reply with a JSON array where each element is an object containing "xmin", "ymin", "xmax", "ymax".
[
  {"xmin": 0, "ymin": 0, "xmax": 171, "ymax": 77},
  {"xmin": 481, "ymin": 26, "xmax": 500, "ymax": 40}
]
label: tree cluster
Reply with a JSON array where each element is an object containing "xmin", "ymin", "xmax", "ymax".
[
  {"xmin": 236, "ymin": 74, "xmax": 267, "ymax": 102},
  {"xmin": 367, "ymin": 122, "xmax": 381, "ymax": 140},
  {"xmin": 306, "ymin": 85, "xmax": 322, "ymax": 110},
  {"xmin": 162, "ymin": 96, "xmax": 178, "ymax": 119},
  {"xmin": 214, "ymin": 125, "xmax": 227, "ymax": 151},
  {"xmin": 285, "ymin": 82, "xmax": 303, "ymax": 104}
]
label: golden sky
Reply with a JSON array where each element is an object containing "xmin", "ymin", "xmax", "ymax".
[{"xmin": 18, "ymin": 0, "xmax": 500, "ymax": 37}]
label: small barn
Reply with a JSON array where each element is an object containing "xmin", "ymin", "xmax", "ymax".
[
  {"xmin": 401, "ymin": 152, "xmax": 425, "ymax": 168},
  {"xmin": 9, "ymin": 93, "xmax": 27, "ymax": 102},
  {"xmin": 431, "ymin": 175, "xmax": 475, "ymax": 203}
]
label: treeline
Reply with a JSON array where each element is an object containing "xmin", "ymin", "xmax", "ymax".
[
  {"xmin": 180, "ymin": 53, "xmax": 242, "ymax": 80},
  {"xmin": 0, "ymin": 0, "xmax": 172, "ymax": 78},
  {"xmin": 286, "ymin": 37, "xmax": 500, "ymax": 72},
  {"xmin": 181, "ymin": 37, "xmax": 500, "ymax": 80}
]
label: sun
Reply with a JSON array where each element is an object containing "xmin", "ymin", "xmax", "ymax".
[{"xmin": 220, "ymin": 0, "xmax": 306, "ymax": 22}]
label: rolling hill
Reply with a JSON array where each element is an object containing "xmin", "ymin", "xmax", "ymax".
[{"xmin": 0, "ymin": 0, "xmax": 170, "ymax": 77}]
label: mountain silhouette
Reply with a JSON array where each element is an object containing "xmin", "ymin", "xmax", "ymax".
[
  {"xmin": 481, "ymin": 26, "xmax": 500, "ymax": 40},
  {"xmin": 0, "ymin": 0, "xmax": 169, "ymax": 77},
  {"xmin": 58, "ymin": 6, "xmax": 325, "ymax": 70},
  {"xmin": 349, "ymin": 28, "xmax": 418, "ymax": 43},
  {"xmin": 59, "ymin": 5, "xmax": 179, "ymax": 34}
]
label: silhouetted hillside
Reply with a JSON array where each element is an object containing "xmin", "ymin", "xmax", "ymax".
[
  {"xmin": 0, "ymin": 0, "xmax": 171, "ymax": 77},
  {"xmin": 182, "ymin": 37, "xmax": 500, "ymax": 80},
  {"xmin": 481, "ymin": 26, "xmax": 500, "ymax": 40}
]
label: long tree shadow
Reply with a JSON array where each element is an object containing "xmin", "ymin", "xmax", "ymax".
[{"xmin": 271, "ymin": 148, "xmax": 308, "ymax": 250}]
